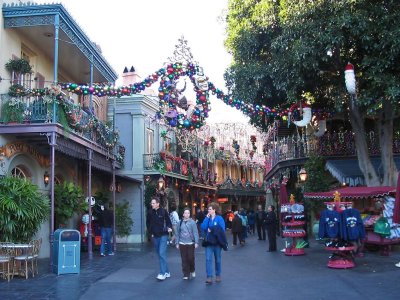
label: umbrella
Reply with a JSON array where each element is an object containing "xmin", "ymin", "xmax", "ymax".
[{"xmin": 393, "ymin": 172, "xmax": 400, "ymax": 223}]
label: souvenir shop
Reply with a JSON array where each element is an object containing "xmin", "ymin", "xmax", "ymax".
[{"xmin": 304, "ymin": 186, "xmax": 400, "ymax": 268}]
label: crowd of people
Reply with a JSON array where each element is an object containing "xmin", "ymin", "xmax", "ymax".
[{"xmin": 146, "ymin": 198, "xmax": 278, "ymax": 284}]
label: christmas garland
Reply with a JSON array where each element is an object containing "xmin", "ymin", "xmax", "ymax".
[{"xmin": 22, "ymin": 62, "xmax": 335, "ymax": 131}]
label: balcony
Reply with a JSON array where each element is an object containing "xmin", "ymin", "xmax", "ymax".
[
  {"xmin": 143, "ymin": 152, "xmax": 217, "ymax": 186},
  {"xmin": 0, "ymin": 93, "xmax": 121, "ymax": 156},
  {"xmin": 264, "ymin": 130, "xmax": 400, "ymax": 177}
]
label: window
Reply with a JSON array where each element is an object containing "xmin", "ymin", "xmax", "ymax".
[
  {"xmin": 165, "ymin": 137, "xmax": 171, "ymax": 152},
  {"xmin": 35, "ymin": 72, "xmax": 45, "ymax": 89},
  {"xmin": 54, "ymin": 175, "xmax": 62, "ymax": 185},
  {"xmin": 21, "ymin": 44, "xmax": 35, "ymax": 89},
  {"xmin": 146, "ymin": 128, "xmax": 154, "ymax": 154},
  {"xmin": 11, "ymin": 165, "xmax": 31, "ymax": 181}
]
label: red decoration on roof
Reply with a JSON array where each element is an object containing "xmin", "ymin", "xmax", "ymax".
[{"xmin": 304, "ymin": 186, "xmax": 396, "ymax": 200}]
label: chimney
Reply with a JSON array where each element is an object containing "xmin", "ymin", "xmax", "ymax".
[{"xmin": 122, "ymin": 66, "xmax": 141, "ymax": 85}]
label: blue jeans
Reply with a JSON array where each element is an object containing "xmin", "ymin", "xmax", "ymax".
[
  {"xmin": 152, "ymin": 235, "xmax": 169, "ymax": 275},
  {"xmin": 205, "ymin": 245, "xmax": 222, "ymax": 277},
  {"xmin": 100, "ymin": 227, "xmax": 113, "ymax": 254}
]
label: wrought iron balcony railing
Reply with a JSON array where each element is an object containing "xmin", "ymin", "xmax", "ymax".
[
  {"xmin": 264, "ymin": 130, "xmax": 400, "ymax": 173},
  {"xmin": 143, "ymin": 152, "xmax": 217, "ymax": 186},
  {"xmin": 0, "ymin": 93, "xmax": 121, "ymax": 156}
]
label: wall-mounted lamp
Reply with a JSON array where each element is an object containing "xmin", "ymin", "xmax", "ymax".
[
  {"xmin": 158, "ymin": 176, "xmax": 165, "ymax": 191},
  {"xmin": 110, "ymin": 182, "xmax": 122, "ymax": 193},
  {"xmin": 299, "ymin": 167, "xmax": 308, "ymax": 182},
  {"xmin": 44, "ymin": 171, "xmax": 50, "ymax": 186}
]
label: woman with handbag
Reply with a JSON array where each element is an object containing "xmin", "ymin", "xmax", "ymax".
[
  {"xmin": 176, "ymin": 208, "xmax": 199, "ymax": 280},
  {"xmin": 201, "ymin": 202, "xmax": 226, "ymax": 284}
]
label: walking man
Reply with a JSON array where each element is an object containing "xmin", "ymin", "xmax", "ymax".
[
  {"xmin": 256, "ymin": 205, "xmax": 267, "ymax": 240},
  {"xmin": 98, "ymin": 205, "xmax": 114, "ymax": 256},
  {"xmin": 265, "ymin": 205, "xmax": 277, "ymax": 252},
  {"xmin": 146, "ymin": 197, "xmax": 172, "ymax": 281}
]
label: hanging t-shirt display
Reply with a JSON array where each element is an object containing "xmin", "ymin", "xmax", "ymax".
[
  {"xmin": 341, "ymin": 208, "xmax": 365, "ymax": 241},
  {"xmin": 319, "ymin": 209, "xmax": 341, "ymax": 239}
]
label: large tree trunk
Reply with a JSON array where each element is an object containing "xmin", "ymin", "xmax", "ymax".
[
  {"xmin": 348, "ymin": 97, "xmax": 380, "ymax": 186},
  {"xmin": 378, "ymin": 99, "xmax": 397, "ymax": 186}
]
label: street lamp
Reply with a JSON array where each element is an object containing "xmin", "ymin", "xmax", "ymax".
[{"xmin": 299, "ymin": 167, "xmax": 308, "ymax": 182}]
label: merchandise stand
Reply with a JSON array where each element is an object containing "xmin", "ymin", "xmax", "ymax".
[
  {"xmin": 281, "ymin": 200, "xmax": 307, "ymax": 256},
  {"xmin": 322, "ymin": 200, "xmax": 356, "ymax": 269}
]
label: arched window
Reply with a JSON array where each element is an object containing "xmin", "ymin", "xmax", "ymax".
[
  {"xmin": 54, "ymin": 175, "xmax": 63, "ymax": 185},
  {"xmin": 11, "ymin": 165, "xmax": 31, "ymax": 181}
]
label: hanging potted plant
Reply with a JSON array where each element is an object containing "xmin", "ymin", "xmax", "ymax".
[
  {"xmin": 5, "ymin": 58, "xmax": 33, "ymax": 75},
  {"xmin": 5, "ymin": 58, "xmax": 33, "ymax": 88}
]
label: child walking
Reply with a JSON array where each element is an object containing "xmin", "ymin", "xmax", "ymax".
[{"xmin": 176, "ymin": 207, "xmax": 199, "ymax": 280}]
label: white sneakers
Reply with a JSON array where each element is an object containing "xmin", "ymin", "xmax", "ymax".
[
  {"xmin": 156, "ymin": 272, "xmax": 171, "ymax": 280},
  {"xmin": 156, "ymin": 273, "xmax": 166, "ymax": 280},
  {"xmin": 395, "ymin": 262, "xmax": 400, "ymax": 268},
  {"xmin": 158, "ymin": 272, "xmax": 197, "ymax": 281}
]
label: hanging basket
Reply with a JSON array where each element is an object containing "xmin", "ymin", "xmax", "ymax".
[{"xmin": 5, "ymin": 58, "xmax": 33, "ymax": 74}]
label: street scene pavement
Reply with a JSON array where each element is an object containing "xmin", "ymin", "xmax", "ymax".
[{"xmin": 1, "ymin": 233, "xmax": 399, "ymax": 300}]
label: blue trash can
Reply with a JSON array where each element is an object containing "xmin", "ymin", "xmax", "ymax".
[{"xmin": 53, "ymin": 229, "xmax": 81, "ymax": 275}]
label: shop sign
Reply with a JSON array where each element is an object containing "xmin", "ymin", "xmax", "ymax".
[
  {"xmin": 217, "ymin": 197, "xmax": 228, "ymax": 203},
  {"xmin": 0, "ymin": 142, "xmax": 50, "ymax": 167}
]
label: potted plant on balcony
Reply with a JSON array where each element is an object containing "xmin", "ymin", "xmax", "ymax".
[
  {"xmin": 1, "ymin": 100, "xmax": 26, "ymax": 124},
  {"xmin": 0, "ymin": 176, "xmax": 50, "ymax": 243}
]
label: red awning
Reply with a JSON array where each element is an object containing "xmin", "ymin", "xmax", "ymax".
[{"xmin": 304, "ymin": 186, "xmax": 396, "ymax": 200}]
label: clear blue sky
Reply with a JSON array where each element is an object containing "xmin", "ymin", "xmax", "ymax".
[{"xmin": 40, "ymin": 0, "xmax": 249, "ymax": 124}]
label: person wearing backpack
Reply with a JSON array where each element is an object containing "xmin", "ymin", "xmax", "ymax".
[
  {"xmin": 231, "ymin": 211, "xmax": 243, "ymax": 246},
  {"xmin": 176, "ymin": 207, "xmax": 199, "ymax": 280},
  {"xmin": 239, "ymin": 209, "xmax": 248, "ymax": 245},
  {"xmin": 169, "ymin": 205, "xmax": 180, "ymax": 245}
]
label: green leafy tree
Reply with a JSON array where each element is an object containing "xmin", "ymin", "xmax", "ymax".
[
  {"xmin": 0, "ymin": 176, "xmax": 49, "ymax": 242},
  {"xmin": 54, "ymin": 182, "xmax": 85, "ymax": 228},
  {"xmin": 303, "ymin": 154, "xmax": 330, "ymax": 193},
  {"xmin": 225, "ymin": 0, "xmax": 400, "ymax": 186},
  {"xmin": 115, "ymin": 201, "xmax": 134, "ymax": 237},
  {"xmin": 91, "ymin": 190, "xmax": 134, "ymax": 238}
]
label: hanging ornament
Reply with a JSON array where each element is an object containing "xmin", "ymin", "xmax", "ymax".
[{"xmin": 288, "ymin": 102, "xmax": 312, "ymax": 127}]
